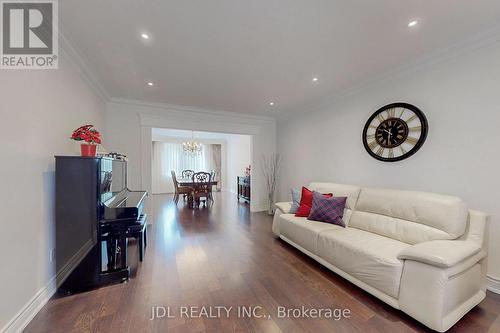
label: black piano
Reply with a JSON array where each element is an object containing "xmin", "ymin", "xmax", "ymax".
[{"xmin": 55, "ymin": 156, "xmax": 147, "ymax": 293}]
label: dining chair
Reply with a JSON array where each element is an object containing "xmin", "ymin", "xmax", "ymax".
[
  {"xmin": 209, "ymin": 170, "xmax": 216, "ymax": 201},
  {"xmin": 191, "ymin": 171, "xmax": 212, "ymax": 207},
  {"xmin": 171, "ymin": 170, "xmax": 192, "ymax": 204},
  {"xmin": 181, "ymin": 169, "xmax": 195, "ymax": 179}
]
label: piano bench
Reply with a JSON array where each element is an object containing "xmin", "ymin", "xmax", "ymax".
[{"xmin": 129, "ymin": 214, "xmax": 148, "ymax": 262}]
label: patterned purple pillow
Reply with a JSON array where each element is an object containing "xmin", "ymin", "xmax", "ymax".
[{"xmin": 307, "ymin": 192, "xmax": 347, "ymax": 227}]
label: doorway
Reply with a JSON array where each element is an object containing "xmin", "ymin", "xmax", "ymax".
[{"xmin": 150, "ymin": 128, "xmax": 252, "ymax": 196}]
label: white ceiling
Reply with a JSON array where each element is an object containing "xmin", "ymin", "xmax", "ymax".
[{"xmin": 61, "ymin": 1, "xmax": 500, "ymax": 115}]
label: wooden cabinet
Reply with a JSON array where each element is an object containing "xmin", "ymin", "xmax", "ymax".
[{"xmin": 237, "ymin": 176, "xmax": 250, "ymax": 203}]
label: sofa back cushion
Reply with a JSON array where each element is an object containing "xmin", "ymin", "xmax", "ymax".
[
  {"xmin": 308, "ymin": 183, "xmax": 361, "ymax": 225},
  {"xmin": 350, "ymin": 188, "xmax": 468, "ymax": 244}
]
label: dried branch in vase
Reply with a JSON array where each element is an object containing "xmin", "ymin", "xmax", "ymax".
[{"xmin": 261, "ymin": 153, "xmax": 282, "ymax": 215}]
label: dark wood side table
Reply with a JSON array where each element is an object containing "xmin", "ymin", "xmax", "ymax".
[{"xmin": 237, "ymin": 176, "xmax": 250, "ymax": 203}]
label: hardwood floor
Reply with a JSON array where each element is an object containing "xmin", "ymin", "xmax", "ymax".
[{"xmin": 25, "ymin": 192, "xmax": 500, "ymax": 333}]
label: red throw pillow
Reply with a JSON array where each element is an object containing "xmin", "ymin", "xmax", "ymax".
[{"xmin": 295, "ymin": 187, "xmax": 332, "ymax": 217}]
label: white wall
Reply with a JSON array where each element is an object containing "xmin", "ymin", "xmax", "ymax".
[
  {"xmin": 105, "ymin": 100, "xmax": 276, "ymax": 212},
  {"xmin": 277, "ymin": 41, "xmax": 500, "ymax": 283},
  {"xmin": 0, "ymin": 57, "xmax": 106, "ymax": 330},
  {"xmin": 226, "ymin": 134, "xmax": 252, "ymax": 194}
]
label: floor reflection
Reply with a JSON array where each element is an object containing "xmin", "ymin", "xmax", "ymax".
[{"xmin": 152, "ymin": 192, "xmax": 249, "ymax": 247}]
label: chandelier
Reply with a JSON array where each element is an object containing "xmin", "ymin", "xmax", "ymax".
[{"xmin": 182, "ymin": 131, "xmax": 202, "ymax": 156}]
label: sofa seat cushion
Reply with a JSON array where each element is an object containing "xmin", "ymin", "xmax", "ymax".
[
  {"xmin": 317, "ymin": 228, "xmax": 410, "ymax": 298},
  {"xmin": 279, "ymin": 214, "xmax": 343, "ymax": 253}
]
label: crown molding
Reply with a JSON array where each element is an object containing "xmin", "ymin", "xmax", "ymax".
[
  {"xmin": 280, "ymin": 24, "xmax": 500, "ymax": 119},
  {"xmin": 108, "ymin": 97, "xmax": 276, "ymax": 123},
  {"xmin": 58, "ymin": 31, "xmax": 110, "ymax": 103}
]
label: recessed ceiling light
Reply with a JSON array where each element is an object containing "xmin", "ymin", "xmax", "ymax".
[
  {"xmin": 312, "ymin": 77, "xmax": 319, "ymax": 82},
  {"xmin": 147, "ymin": 82, "xmax": 154, "ymax": 86},
  {"xmin": 269, "ymin": 102, "xmax": 275, "ymax": 106},
  {"xmin": 408, "ymin": 20, "xmax": 419, "ymax": 28},
  {"xmin": 141, "ymin": 33, "xmax": 150, "ymax": 40}
]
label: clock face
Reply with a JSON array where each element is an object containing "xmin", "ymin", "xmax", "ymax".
[{"xmin": 362, "ymin": 103, "xmax": 428, "ymax": 162}]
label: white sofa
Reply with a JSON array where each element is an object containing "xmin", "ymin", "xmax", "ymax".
[{"xmin": 273, "ymin": 182, "xmax": 489, "ymax": 332}]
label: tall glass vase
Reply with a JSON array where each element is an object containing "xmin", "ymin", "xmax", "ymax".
[{"xmin": 268, "ymin": 192, "xmax": 275, "ymax": 215}]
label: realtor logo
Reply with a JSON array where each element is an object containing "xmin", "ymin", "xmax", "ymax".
[{"xmin": 1, "ymin": 0, "xmax": 58, "ymax": 69}]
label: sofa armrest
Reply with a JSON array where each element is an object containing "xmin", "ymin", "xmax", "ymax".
[
  {"xmin": 275, "ymin": 201, "xmax": 292, "ymax": 214},
  {"xmin": 272, "ymin": 202, "xmax": 292, "ymax": 236},
  {"xmin": 398, "ymin": 240, "xmax": 482, "ymax": 268}
]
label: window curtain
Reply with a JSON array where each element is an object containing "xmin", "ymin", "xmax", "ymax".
[
  {"xmin": 204, "ymin": 143, "xmax": 216, "ymax": 176},
  {"xmin": 212, "ymin": 144, "xmax": 222, "ymax": 190},
  {"xmin": 152, "ymin": 141, "xmax": 218, "ymax": 194}
]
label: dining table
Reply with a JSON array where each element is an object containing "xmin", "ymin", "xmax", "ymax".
[
  {"xmin": 176, "ymin": 177, "xmax": 218, "ymax": 207},
  {"xmin": 176, "ymin": 177, "xmax": 218, "ymax": 188}
]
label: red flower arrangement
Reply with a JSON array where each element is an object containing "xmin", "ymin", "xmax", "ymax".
[{"xmin": 71, "ymin": 125, "xmax": 101, "ymax": 144}]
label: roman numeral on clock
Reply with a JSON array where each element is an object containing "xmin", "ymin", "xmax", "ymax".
[
  {"xmin": 387, "ymin": 108, "xmax": 396, "ymax": 118},
  {"xmin": 377, "ymin": 114, "xmax": 385, "ymax": 123},
  {"xmin": 388, "ymin": 149, "xmax": 394, "ymax": 159},
  {"xmin": 406, "ymin": 136, "xmax": 419, "ymax": 145},
  {"xmin": 409, "ymin": 126, "xmax": 421, "ymax": 132},
  {"xmin": 406, "ymin": 114, "xmax": 417, "ymax": 123}
]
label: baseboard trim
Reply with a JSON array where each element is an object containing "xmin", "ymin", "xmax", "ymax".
[
  {"xmin": 487, "ymin": 275, "xmax": 500, "ymax": 294},
  {"xmin": 250, "ymin": 202, "xmax": 268, "ymax": 212},
  {"xmin": 1, "ymin": 277, "xmax": 56, "ymax": 333},
  {"xmin": 1, "ymin": 240, "xmax": 93, "ymax": 333}
]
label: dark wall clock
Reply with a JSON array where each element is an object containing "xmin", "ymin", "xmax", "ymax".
[{"xmin": 362, "ymin": 103, "xmax": 428, "ymax": 162}]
